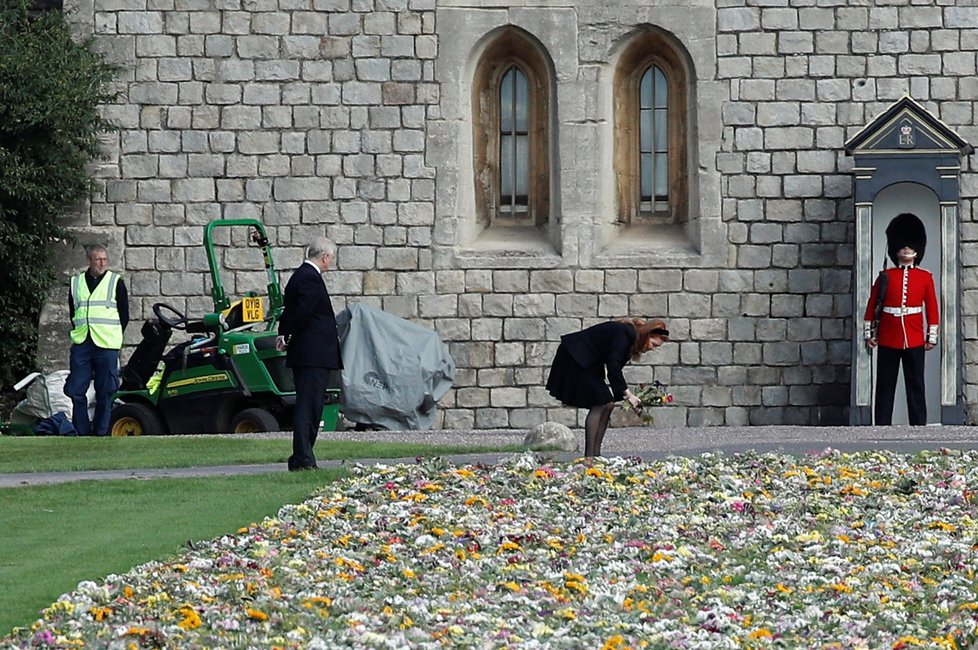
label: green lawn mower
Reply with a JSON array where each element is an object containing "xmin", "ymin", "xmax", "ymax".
[{"xmin": 108, "ymin": 219, "xmax": 341, "ymax": 436}]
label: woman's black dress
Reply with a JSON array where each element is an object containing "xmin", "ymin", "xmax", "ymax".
[{"xmin": 546, "ymin": 322, "xmax": 636, "ymax": 408}]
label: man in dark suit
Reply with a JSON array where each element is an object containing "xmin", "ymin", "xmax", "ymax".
[{"xmin": 276, "ymin": 237, "xmax": 342, "ymax": 471}]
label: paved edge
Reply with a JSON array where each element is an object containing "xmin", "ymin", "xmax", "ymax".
[{"xmin": 3, "ymin": 425, "xmax": 978, "ymax": 487}]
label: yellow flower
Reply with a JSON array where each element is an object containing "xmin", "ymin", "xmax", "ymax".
[
  {"xmin": 565, "ymin": 580, "xmax": 588, "ymax": 595},
  {"xmin": 402, "ymin": 569, "xmax": 416, "ymax": 579},
  {"xmin": 748, "ymin": 628, "xmax": 773, "ymax": 639},
  {"xmin": 89, "ymin": 606, "xmax": 112, "ymax": 621},
  {"xmin": 502, "ymin": 581, "xmax": 521, "ymax": 592},
  {"xmin": 930, "ymin": 634, "xmax": 958, "ymax": 649},
  {"xmin": 601, "ymin": 635, "xmax": 627, "ymax": 650},
  {"xmin": 219, "ymin": 572, "xmax": 246, "ymax": 582},
  {"xmin": 246, "ymin": 607, "xmax": 269, "ymax": 621},
  {"xmin": 420, "ymin": 542, "xmax": 445, "ymax": 555},
  {"xmin": 497, "ymin": 540, "xmax": 521, "ymax": 554},
  {"xmin": 302, "ymin": 596, "xmax": 333, "ymax": 608},
  {"xmin": 177, "ymin": 606, "xmax": 201, "ymax": 630}
]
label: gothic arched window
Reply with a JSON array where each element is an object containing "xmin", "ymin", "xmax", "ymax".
[
  {"xmin": 472, "ymin": 30, "xmax": 551, "ymax": 230},
  {"xmin": 614, "ymin": 30, "xmax": 688, "ymax": 225}
]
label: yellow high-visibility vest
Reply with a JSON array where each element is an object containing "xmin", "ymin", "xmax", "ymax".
[{"xmin": 70, "ymin": 271, "xmax": 123, "ymax": 349}]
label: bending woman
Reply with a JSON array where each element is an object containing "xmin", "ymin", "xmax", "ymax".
[{"xmin": 546, "ymin": 318, "xmax": 670, "ymax": 457}]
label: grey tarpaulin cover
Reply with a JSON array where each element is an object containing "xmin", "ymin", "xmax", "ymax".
[{"xmin": 335, "ymin": 302, "xmax": 455, "ymax": 430}]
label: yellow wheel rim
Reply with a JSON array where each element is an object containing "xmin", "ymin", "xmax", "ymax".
[
  {"xmin": 233, "ymin": 421, "xmax": 261, "ymax": 434},
  {"xmin": 111, "ymin": 417, "xmax": 143, "ymax": 437}
]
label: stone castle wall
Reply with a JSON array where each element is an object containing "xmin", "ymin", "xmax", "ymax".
[{"xmin": 45, "ymin": 0, "xmax": 978, "ymax": 428}]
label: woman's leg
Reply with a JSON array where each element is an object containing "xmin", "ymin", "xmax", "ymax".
[
  {"xmin": 584, "ymin": 402, "xmax": 614, "ymax": 457},
  {"xmin": 593, "ymin": 402, "xmax": 616, "ymax": 456}
]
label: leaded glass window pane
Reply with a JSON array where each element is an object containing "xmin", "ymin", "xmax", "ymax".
[
  {"xmin": 639, "ymin": 64, "xmax": 669, "ymax": 212},
  {"xmin": 499, "ymin": 66, "xmax": 530, "ymax": 216}
]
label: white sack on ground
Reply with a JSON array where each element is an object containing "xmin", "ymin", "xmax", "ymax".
[
  {"xmin": 335, "ymin": 302, "xmax": 455, "ymax": 430},
  {"xmin": 10, "ymin": 370, "xmax": 94, "ymax": 423}
]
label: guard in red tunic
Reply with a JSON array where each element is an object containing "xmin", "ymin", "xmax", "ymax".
[{"xmin": 863, "ymin": 213, "xmax": 939, "ymax": 425}]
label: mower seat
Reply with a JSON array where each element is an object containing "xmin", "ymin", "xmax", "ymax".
[
  {"xmin": 253, "ymin": 335, "xmax": 279, "ymax": 351},
  {"xmin": 120, "ymin": 319, "xmax": 172, "ymax": 390}
]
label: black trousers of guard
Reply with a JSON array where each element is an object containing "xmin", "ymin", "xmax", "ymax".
[{"xmin": 874, "ymin": 346, "xmax": 927, "ymax": 426}]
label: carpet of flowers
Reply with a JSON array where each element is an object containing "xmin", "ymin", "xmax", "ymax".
[{"xmin": 5, "ymin": 449, "xmax": 978, "ymax": 649}]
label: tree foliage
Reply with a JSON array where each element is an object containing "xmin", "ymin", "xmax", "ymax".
[{"xmin": 0, "ymin": 0, "xmax": 118, "ymax": 386}]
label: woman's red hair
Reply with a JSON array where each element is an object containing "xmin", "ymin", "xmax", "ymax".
[{"xmin": 617, "ymin": 318, "xmax": 670, "ymax": 361}]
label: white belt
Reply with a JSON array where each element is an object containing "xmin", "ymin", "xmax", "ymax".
[{"xmin": 882, "ymin": 306, "xmax": 922, "ymax": 316}]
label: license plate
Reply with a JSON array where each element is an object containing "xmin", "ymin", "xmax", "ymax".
[{"xmin": 241, "ymin": 297, "xmax": 264, "ymax": 322}]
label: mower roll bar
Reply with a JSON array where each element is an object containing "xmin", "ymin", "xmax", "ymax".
[{"xmin": 204, "ymin": 218, "xmax": 284, "ymax": 325}]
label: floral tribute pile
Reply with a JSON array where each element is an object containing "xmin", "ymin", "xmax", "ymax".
[{"xmin": 5, "ymin": 449, "xmax": 978, "ymax": 649}]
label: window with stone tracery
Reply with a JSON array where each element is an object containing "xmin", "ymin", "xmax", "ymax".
[
  {"xmin": 472, "ymin": 30, "xmax": 551, "ymax": 230},
  {"xmin": 614, "ymin": 30, "xmax": 688, "ymax": 225}
]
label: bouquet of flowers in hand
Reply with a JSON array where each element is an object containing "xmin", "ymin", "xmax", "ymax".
[{"xmin": 628, "ymin": 380, "xmax": 674, "ymax": 424}]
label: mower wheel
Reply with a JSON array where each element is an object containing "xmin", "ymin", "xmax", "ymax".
[
  {"xmin": 230, "ymin": 408, "xmax": 280, "ymax": 434},
  {"xmin": 110, "ymin": 403, "xmax": 165, "ymax": 437}
]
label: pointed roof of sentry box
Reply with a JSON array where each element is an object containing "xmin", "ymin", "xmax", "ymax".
[{"xmin": 844, "ymin": 95, "xmax": 974, "ymax": 156}]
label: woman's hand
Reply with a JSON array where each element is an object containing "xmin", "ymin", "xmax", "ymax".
[{"xmin": 624, "ymin": 389, "xmax": 641, "ymax": 410}]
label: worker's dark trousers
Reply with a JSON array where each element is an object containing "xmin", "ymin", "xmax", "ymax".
[{"xmin": 874, "ymin": 345, "xmax": 927, "ymax": 426}]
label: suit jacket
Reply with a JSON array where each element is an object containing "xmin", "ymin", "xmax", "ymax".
[
  {"xmin": 561, "ymin": 321, "xmax": 636, "ymax": 401},
  {"xmin": 863, "ymin": 266, "xmax": 939, "ymax": 349},
  {"xmin": 279, "ymin": 261, "xmax": 342, "ymax": 369}
]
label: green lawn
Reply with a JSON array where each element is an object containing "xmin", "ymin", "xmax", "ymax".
[
  {"xmin": 0, "ymin": 436, "xmax": 526, "ymax": 473},
  {"xmin": 0, "ymin": 470, "xmax": 347, "ymax": 635}
]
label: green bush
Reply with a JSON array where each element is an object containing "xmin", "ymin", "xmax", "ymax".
[{"xmin": 0, "ymin": 0, "xmax": 118, "ymax": 387}]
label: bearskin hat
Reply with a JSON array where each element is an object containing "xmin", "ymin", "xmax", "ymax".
[{"xmin": 885, "ymin": 213, "xmax": 927, "ymax": 266}]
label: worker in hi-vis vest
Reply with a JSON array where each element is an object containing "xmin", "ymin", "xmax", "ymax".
[{"xmin": 64, "ymin": 244, "xmax": 129, "ymax": 436}]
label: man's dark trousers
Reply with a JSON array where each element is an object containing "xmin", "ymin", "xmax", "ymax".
[
  {"xmin": 65, "ymin": 339, "xmax": 120, "ymax": 437},
  {"xmin": 874, "ymin": 345, "xmax": 926, "ymax": 425},
  {"xmin": 290, "ymin": 366, "xmax": 331, "ymax": 470}
]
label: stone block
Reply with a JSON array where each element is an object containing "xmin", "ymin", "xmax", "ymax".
[
  {"xmin": 529, "ymin": 270, "xmax": 573, "ymax": 293},
  {"xmin": 491, "ymin": 387, "xmax": 526, "ymax": 407},
  {"xmin": 513, "ymin": 294, "xmax": 556, "ymax": 317},
  {"xmin": 496, "ymin": 342, "xmax": 526, "ymax": 366},
  {"xmin": 376, "ymin": 247, "xmax": 419, "ymax": 270}
]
